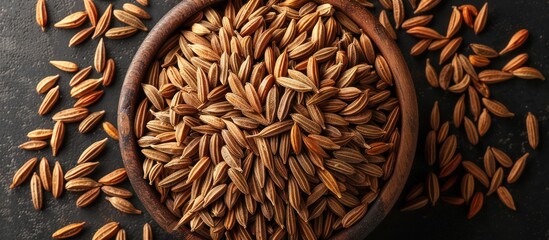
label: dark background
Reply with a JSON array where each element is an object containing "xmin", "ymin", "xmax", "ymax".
[{"xmin": 1, "ymin": 0, "xmax": 548, "ymax": 239}]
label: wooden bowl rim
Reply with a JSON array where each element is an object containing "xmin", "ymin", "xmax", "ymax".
[{"xmin": 118, "ymin": 0, "xmax": 418, "ymax": 239}]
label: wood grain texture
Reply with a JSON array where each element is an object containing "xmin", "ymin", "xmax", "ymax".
[{"xmin": 118, "ymin": 0, "xmax": 418, "ymax": 238}]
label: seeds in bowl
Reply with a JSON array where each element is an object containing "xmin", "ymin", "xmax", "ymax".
[{"xmin": 136, "ymin": 1, "xmax": 401, "ymax": 239}]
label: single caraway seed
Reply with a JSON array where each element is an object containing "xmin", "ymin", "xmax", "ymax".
[
  {"xmin": 52, "ymin": 222, "xmax": 86, "ymax": 239},
  {"xmin": 38, "ymin": 85, "xmax": 59, "ymax": 115},
  {"xmin": 115, "ymin": 229, "xmax": 126, "ymax": 240},
  {"xmin": 84, "ymin": 0, "xmax": 97, "ymax": 26},
  {"xmin": 93, "ymin": 4, "xmax": 112, "ymax": 39},
  {"xmin": 51, "ymin": 120, "xmax": 65, "ymax": 156},
  {"xmin": 113, "ymin": 9, "xmax": 148, "ymax": 31},
  {"xmin": 31, "ymin": 172, "xmax": 43, "ymax": 210},
  {"xmin": 39, "ymin": 157, "xmax": 52, "ymax": 192},
  {"xmin": 94, "ymin": 38, "xmax": 106, "ymax": 72},
  {"xmin": 526, "ymin": 112, "xmax": 539, "ymax": 149},
  {"xmin": 103, "ymin": 121, "xmax": 119, "ymax": 141},
  {"xmin": 10, "ymin": 157, "xmax": 38, "ymax": 189},
  {"xmin": 507, "ymin": 153, "xmax": 529, "ymax": 184},
  {"xmin": 36, "ymin": 0, "xmax": 47, "ymax": 31},
  {"xmin": 496, "ymin": 186, "xmax": 517, "ymax": 211},
  {"xmin": 473, "ymin": 2, "xmax": 488, "ymax": 34},
  {"xmin": 69, "ymin": 26, "xmax": 95, "ymax": 47},
  {"xmin": 54, "ymin": 11, "xmax": 88, "ymax": 29},
  {"xmin": 79, "ymin": 110, "xmax": 106, "ymax": 133},
  {"xmin": 143, "ymin": 223, "xmax": 153, "ymax": 240},
  {"xmin": 93, "ymin": 222, "xmax": 120, "ymax": 240},
  {"xmin": 77, "ymin": 138, "xmax": 108, "ymax": 164},
  {"xmin": 499, "ymin": 29, "xmax": 529, "ymax": 55},
  {"xmin": 50, "ymin": 60, "xmax": 79, "ymax": 72},
  {"xmin": 36, "ymin": 74, "xmax": 59, "ymax": 94},
  {"xmin": 467, "ymin": 192, "xmax": 484, "ymax": 219},
  {"xmin": 106, "ymin": 197, "xmax": 142, "ymax": 214},
  {"xmin": 52, "ymin": 161, "xmax": 64, "ymax": 198},
  {"xmin": 76, "ymin": 187, "xmax": 101, "ymax": 207}
]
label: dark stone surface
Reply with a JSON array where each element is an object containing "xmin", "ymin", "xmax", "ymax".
[{"xmin": 0, "ymin": 0, "xmax": 547, "ymax": 239}]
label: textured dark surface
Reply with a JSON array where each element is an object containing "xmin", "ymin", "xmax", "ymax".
[{"xmin": 1, "ymin": 0, "xmax": 548, "ymax": 239}]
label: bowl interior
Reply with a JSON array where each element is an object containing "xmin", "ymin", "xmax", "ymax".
[{"xmin": 118, "ymin": 0, "xmax": 418, "ymax": 238}]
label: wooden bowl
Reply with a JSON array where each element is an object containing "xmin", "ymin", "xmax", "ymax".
[{"xmin": 118, "ymin": 0, "xmax": 418, "ymax": 238}]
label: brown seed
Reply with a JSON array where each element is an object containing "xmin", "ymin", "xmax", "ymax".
[
  {"xmin": 76, "ymin": 187, "xmax": 101, "ymax": 207},
  {"xmin": 71, "ymin": 78, "xmax": 102, "ymax": 98},
  {"xmin": 500, "ymin": 29, "xmax": 529, "ymax": 55},
  {"xmin": 513, "ymin": 67, "xmax": 545, "ymax": 80},
  {"xmin": 439, "ymin": 37, "xmax": 462, "ymax": 64},
  {"xmin": 453, "ymin": 94, "xmax": 465, "ymax": 127},
  {"xmin": 93, "ymin": 4, "xmax": 113, "ymax": 39},
  {"xmin": 410, "ymin": 39, "xmax": 432, "ymax": 56},
  {"xmin": 461, "ymin": 173, "xmax": 474, "ymax": 203},
  {"xmin": 488, "ymin": 167, "xmax": 504, "ymax": 196},
  {"xmin": 463, "ymin": 117, "xmax": 479, "ymax": 145},
  {"xmin": 467, "ymin": 192, "xmax": 484, "ymax": 219},
  {"xmin": 426, "ymin": 172, "xmax": 439, "ymax": 206},
  {"xmin": 430, "ymin": 101, "xmax": 439, "ymax": 130},
  {"xmin": 414, "ymin": 0, "xmax": 442, "ymax": 14},
  {"xmin": 425, "ymin": 58, "xmax": 439, "ymax": 88},
  {"xmin": 479, "ymin": 70, "xmax": 514, "ymax": 84},
  {"xmin": 31, "ymin": 172, "xmax": 43, "ymax": 210},
  {"xmin": 402, "ymin": 15, "xmax": 433, "ymax": 29},
  {"xmin": 113, "ymin": 10, "xmax": 148, "ymax": 31},
  {"xmin": 406, "ymin": 26, "xmax": 444, "ymax": 39},
  {"xmin": 102, "ymin": 58, "xmax": 116, "ymax": 86},
  {"xmin": 69, "ymin": 26, "xmax": 95, "ymax": 47},
  {"xmin": 469, "ymin": 55, "xmax": 491, "ymax": 68},
  {"xmin": 123, "ymin": 3, "xmax": 151, "ymax": 19},
  {"xmin": 379, "ymin": 10, "xmax": 397, "ymax": 40},
  {"xmin": 502, "ymin": 53, "xmax": 528, "ymax": 72},
  {"xmin": 69, "ymin": 66, "xmax": 93, "ymax": 87},
  {"xmin": 136, "ymin": 0, "xmax": 148, "ymax": 6},
  {"xmin": 50, "ymin": 60, "xmax": 79, "ymax": 72},
  {"xmin": 525, "ymin": 112, "xmax": 539, "ymax": 149},
  {"xmin": 103, "ymin": 121, "xmax": 119, "ymax": 141},
  {"xmin": 106, "ymin": 197, "xmax": 142, "ymax": 214},
  {"xmin": 496, "ymin": 186, "xmax": 516, "ymax": 211},
  {"xmin": 98, "ymin": 168, "xmax": 127, "ymax": 185},
  {"xmin": 65, "ymin": 177, "xmax": 101, "ymax": 192},
  {"xmin": 105, "ymin": 26, "xmax": 138, "ymax": 39},
  {"xmin": 115, "ymin": 229, "xmax": 126, "ymax": 240},
  {"xmin": 143, "ymin": 223, "xmax": 153, "ymax": 240},
  {"xmin": 482, "ymin": 98, "xmax": 514, "ymax": 118},
  {"xmin": 36, "ymin": 75, "xmax": 59, "ymax": 94},
  {"xmin": 507, "ymin": 153, "xmax": 529, "ymax": 184},
  {"xmin": 483, "ymin": 146, "xmax": 496, "ymax": 178},
  {"xmin": 27, "ymin": 129, "xmax": 52, "ymax": 140},
  {"xmin": 79, "ymin": 110, "xmax": 106, "ymax": 133},
  {"xmin": 473, "ymin": 2, "xmax": 488, "ymax": 34},
  {"xmin": 10, "ymin": 157, "xmax": 38, "ymax": 189},
  {"xmin": 51, "ymin": 121, "xmax": 65, "ymax": 156},
  {"xmin": 462, "ymin": 161, "xmax": 490, "ymax": 187},
  {"xmin": 446, "ymin": 7, "xmax": 462, "ymax": 38},
  {"xmin": 36, "ymin": 0, "xmax": 47, "ymax": 31},
  {"xmin": 52, "ymin": 222, "xmax": 86, "ymax": 239},
  {"xmin": 39, "ymin": 157, "xmax": 52, "ymax": 192},
  {"xmin": 54, "ymin": 11, "xmax": 88, "ymax": 29},
  {"xmin": 83, "ymin": 0, "xmax": 97, "ymax": 26},
  {"xmin": 93, "ymin": 222, "xmax": 120, "ymax": 240},
  {"xmin": 94, "ymin": 38, "xmax": 106, "ymax": 72},
  {"xmin": 341, "ymin": 203, "xmax": 368, "ymax": 228},
  {"xmin": 470, "ymin": 43, "xmax": 499, "ymax": 58},
  {"xmin": 52, "ymin": 161, "xmax": 64, "ymax": 198},
  {"xmin": 439, "ymin": 135, "xmax": 457, "ymax": 167},
  {"xmin": 477, "ymin": 108, "xmax": 491, "ymax": 137},
  {"xmin": 18, "ymin": 140, "xmax": 48, "ymax": 151},
  {"xmin": 425, "ymin": 130, "xmax": 436, "ymax": 166},
  {"xmin": 38, "ymin": 85, "xmax": 60, "ymax": 115},
  {"xmin": 101, "ymin": 186, "xmax": 133, "ymax": 198},
  {"xmin": 65, "ymin": 162, "xmax": 99, "ymax": 181},
  {"xmin": 490, "ymin": 147, "xmax": 514, "ymax": 168}
]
